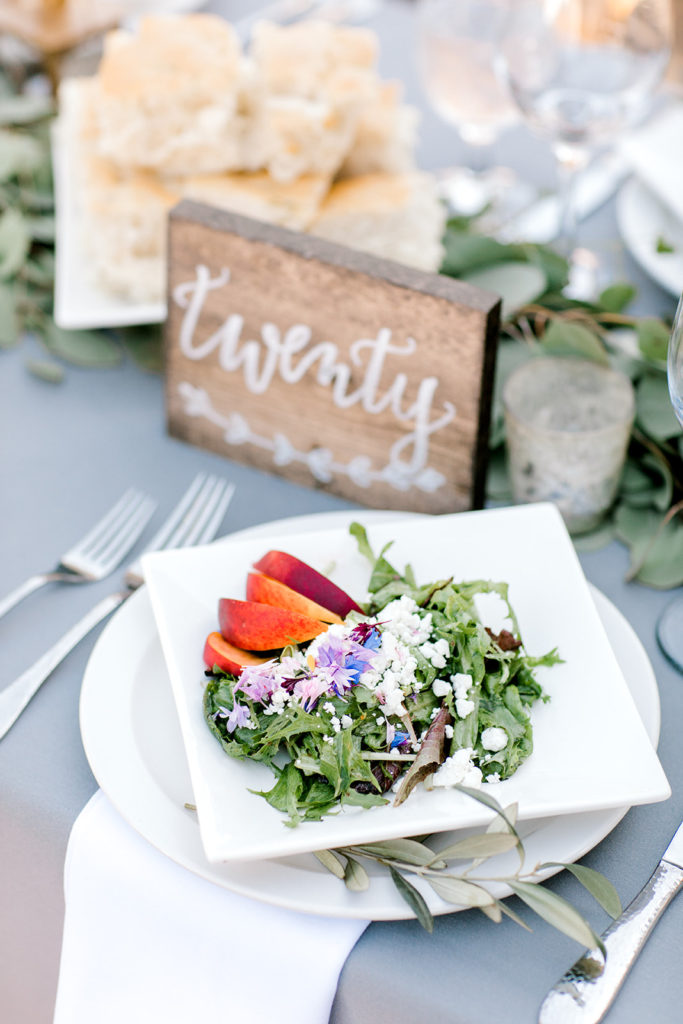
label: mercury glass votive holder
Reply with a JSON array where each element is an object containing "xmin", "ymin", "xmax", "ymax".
[{"xmin": 503, "ymin": 357, "xmax": 635, "ymax": 534}]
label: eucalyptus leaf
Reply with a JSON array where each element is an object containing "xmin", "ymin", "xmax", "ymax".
[
  {"xmin": 636, "ymin": 374, "xmax": 682, "ymax": 441},
  {"xmin": 25, "ymin": 215, "xmax": 55, "ymax": 243},
  {"xmin": 615, "ymin": 505, "xmax": 683, "ymax": 588},
  {"xmin": 0, "ymin": 207, "xmax": 30, "ymax": 280},
  {"xmin": 441, "ymin": 231, "xmax": 522, "ymax": 276},
  {"xmin": 343, "ymin": 855, "xmax": 370, "ymax": 892},
  {"xmin": 541, "ymin": 320, "xmax": 609, "ymax": 365},
  {"xmin": 389, "ymin": 867, "xmax": 433, "ymax": 931},
  {"xmin": 0, "ymin": 94, "xmax": 54, "ymax": 126},
  {"xmin": 0, "ymin": 129, "xmax": 44, "ymax": 180},
  {"xmin": 636, "ymin": 318, "xmax": 670, "ymax": 365},
  {"xmin": 119, "ymin": 325, "xmax": 163, "ymax": 372},
  {"xmin": 539, "ymin": 862, "xmax": 622, "ymax": 919},
  {"xmin": 25, "ymin": 357, "xmax": 64, "ymax": 383},
  {"xmin": 598, "ymin": 283, "xmax": 636, "ymax": 313},
  {"xmin": 508, "ymin": 881, "xmax": 604, "ymax": 951},
  {"xmin": 461, "ymin": 262, "xmax": 547, "ymax": 319},
  {"xmin": 313, "ymin": 848, "xmax": 346, "ymax": 880},
  {"xmin": 0, "ymin": 282, "xmax": 18, "ymax": 346},
  {"xmin": 522, "ymin": 245, "xmax": 570, "ymax": 293},
  {"xmin": 427, "ymin": 874, "xmax": 495, "ymax": 908},
  {"xmin": 571, "ymin": 519, "xmax": 616, "ymax": 552},
  {"xmin": 433, "ymin": 832, "xmax": 519, "ymax": 862},
  {"xmin": 43, "ymin": 322, "xmax": 123, "ymax": 367}
]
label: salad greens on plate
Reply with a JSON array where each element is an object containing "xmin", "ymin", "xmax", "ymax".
[{"xmin": 203, "ymin": 523, "xmax": 561, "ymax": 828}]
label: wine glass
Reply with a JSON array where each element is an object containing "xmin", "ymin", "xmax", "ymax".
[
  {"xmin": 656, "ymin": 293, "xmax": 683, "ymax": 671},
  {"xmin": 497, "ymin": 0, "xmax": 672, "ymax": 249},
  {"xmin": 416, "ymin": 0, "xmax": 525, "ymax": 218}
]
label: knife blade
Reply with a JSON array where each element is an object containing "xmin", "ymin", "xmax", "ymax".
[{"xmin": 538, "ymin": 820, "xmax": 683, "ymax": 1024}]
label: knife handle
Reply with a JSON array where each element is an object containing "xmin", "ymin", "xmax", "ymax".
[{"xmin": 539, "ymin": 859, "xmax": 683, "ymax": 1024}]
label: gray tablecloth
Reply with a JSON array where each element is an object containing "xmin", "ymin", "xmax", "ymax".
[{"xmin": 2, "ymin": 2, "xmax": 683, "ymax": 1021}]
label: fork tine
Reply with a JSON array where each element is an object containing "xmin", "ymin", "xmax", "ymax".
[
  {"xmin": 135, "ymin": 473, "xmax": 208, "ymax": 556},
  {"xmin": 194, "ymin": 482, "xmax": 236, "ymax": 546},
  {"xmin": 93, "ymin": 496, "xmax": 157, "ymax": 574},
  {"xmin": 61, "ymin": 489, "xmax": 145, "ymax": 564},
  {"xmin": 163, "ymin": 476, "xmax": 230, "ymax": 550}
]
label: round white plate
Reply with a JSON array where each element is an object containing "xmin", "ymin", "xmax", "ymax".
[
  {"xmin": 616, "ymin": 177, "xmax": 683, "ymax": 298},
  {"xmin": 79, "ymin": 510, "xmax": 660, "ymax": 920}
]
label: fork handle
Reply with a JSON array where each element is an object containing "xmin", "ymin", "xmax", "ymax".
[
  {"xmin": 0, "ymin": 590, "xmax": 129, "ymax": 739},
  {"xmin": 0, "ymin": 574, "xmax": 54, "ymax": 621}
]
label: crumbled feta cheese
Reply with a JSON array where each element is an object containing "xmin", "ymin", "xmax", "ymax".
[
  {"xmin": 481, "ymin": 726, "xmax": 508, "ymax": 752},
  {"xmin": 451, "ymin": 673, "xmax": 473, "ymax": 700},
  {"xmin": 322, "ymin": 702, "xmax": 336, "ymax": 715},
  {"xmin": 419, "ymin": 637, "xmax": 450, "ymax": 669},
  {"xmin": 341, "ymin": 714, "xmax": 353, "ymax": 730},
  {"xmin": 455, "ymin": 697, "xmax": 475, "ymax": 719},
  {"xmin": 378, "ymin": 595, "xmax": 433, "ymax": 645},
  {"xmin": 444, "ymin": 724, "xmax": 454, "ymax": 739},
  {"xmin": 330, "ymin": 715, "xmax": 341, "ymax": 733},
  {"xmin": 485, "ymin": 772, "xmax": 501, "ymax": 784},
  {"xmin": 432, "ymin": 747, "xmax": 483, "ymax": 789},
  {"xmin": 432, "ymin": 678, "xmax": 451, "ymax": 698}
]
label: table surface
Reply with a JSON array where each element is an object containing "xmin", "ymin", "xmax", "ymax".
[{"xmin": 2, "ymin": 2, "xmax": 683, "ymax": 1022}]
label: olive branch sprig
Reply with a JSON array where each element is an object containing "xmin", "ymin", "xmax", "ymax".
[{"xmin": 315, "ymin": 784, "xmax": 621, "ymax": 950}]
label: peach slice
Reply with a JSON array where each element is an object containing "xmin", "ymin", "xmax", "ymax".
[
  {"xmin": 252, "ymin": 550, "xmax": 362, "ymax": 619},
  {"xmin": 246, "ymin": 572, "xmax": 343, "ymax": 624},
  {"xmin": 203, "ymin": 632, "xmax": 271, "ymax": 676},
  {"xmin": 218, "ymin": 598, "xmax": 328, "ymax": 651}
]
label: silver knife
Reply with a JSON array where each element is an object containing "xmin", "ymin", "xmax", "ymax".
[{"xmin": 538, "ymin": 820, "xmax": 683, "ymax": 1024}]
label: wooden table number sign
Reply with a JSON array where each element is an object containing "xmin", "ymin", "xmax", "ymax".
[{"xmin": 165, "ymin": 201, "xmax": 501, "ymax": 515}]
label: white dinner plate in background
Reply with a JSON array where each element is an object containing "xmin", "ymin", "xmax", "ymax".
[{"xmin": 616, "ymin": 177, "xmax": 683, "ymax": 298}]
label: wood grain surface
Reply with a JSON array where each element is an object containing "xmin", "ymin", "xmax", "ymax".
[{"xmin": 165, "ymin": 200, "xmax": 500, "ymax": 515}]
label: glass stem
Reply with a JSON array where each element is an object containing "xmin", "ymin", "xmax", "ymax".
[{"xmin": 553, "ymin": 143, "xmax": 590, "ymax": 256}]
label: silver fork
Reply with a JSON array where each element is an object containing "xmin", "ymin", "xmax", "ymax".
[
  {"xmin": 0, "ymin": 473, "xmax": 235, "ymax": 740},
  {"xmin": 0, "ymin": 489, "xmax": 157, "ymax": 621}
]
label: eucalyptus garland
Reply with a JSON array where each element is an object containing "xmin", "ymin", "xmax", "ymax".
[
  {"xmin": 439, "ymin": 219, "xmax": 682, "ymax": 590},
  {"xmin": 0, "ymin": 68, "xmax": 162, "ymax": 378},
  {"xmin": 1, "ymin": 68, "xmax": 680, "ymax": 586}
]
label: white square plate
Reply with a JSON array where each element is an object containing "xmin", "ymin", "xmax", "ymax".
[{"xmin": 142, "ymin": 503, "xmax": 670, "ymax": 863}]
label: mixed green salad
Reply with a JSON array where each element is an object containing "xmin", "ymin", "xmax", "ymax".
[{"xmin": 203, "ymin": 524, "xmax": 560, "ymax": 827}]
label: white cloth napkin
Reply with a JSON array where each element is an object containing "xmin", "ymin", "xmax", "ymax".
[
  {"xmin": 620, "ymin": 104, "xmax": 683, "ymax": 224},
  {"xmin": 54, "ymin": 791, "xmax": 369, "ymax": 1024}
]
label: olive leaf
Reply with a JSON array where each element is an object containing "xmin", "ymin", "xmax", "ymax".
[
  {"xmin": 539, "ymin": 862, "xmax": 622, "ymax": 919},
  {"xmin": 389, "ymin": 867, "xmax": 433, "ymax": 932},
  {"xmin": 508, "ymin": 881, "xmax": 605, "ymax": 953},
  {"xmin": 313, "ymin": 848, "xmax": 346, "ymax": 880},
  {"xmin": 427, "ymin": 874, "xmax": 495, "ymax": 908},
  {"xmin": 343, "ymin": 855, "xmax": 370, "ymax": 892},
  {"xmin": 353, "ymin": 838, "xmax": 446, "ymax": 868},
  {"xmin": 430, "ymin": 832, "xmax": 518, "ymax": 862}
]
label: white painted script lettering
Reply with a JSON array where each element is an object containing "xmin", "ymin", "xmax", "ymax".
[{"xmin": 173, "ymin": 266, "xmax": 456, "ymax": 491}]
